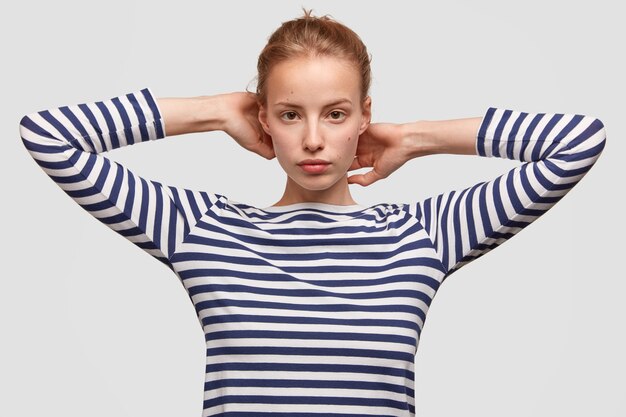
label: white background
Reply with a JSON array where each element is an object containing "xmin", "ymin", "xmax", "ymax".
[{"xmin": 2, "ymin": 1, "xmax": 624, "ymax": 416}]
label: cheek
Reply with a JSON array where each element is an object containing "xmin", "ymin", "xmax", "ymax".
[
  {"xmin": 333, "ymin": 125, "xmax": 360, "ymax": 160},
  {"xmin": 268, "ymin": 131, "xmax": 299, "ymax": 174},
  {"xmin": 267, "ymin": 125, "xmax": 292, "ymax": 155},
  {"xmin": 270, "ymin": 135, "xmax": 292, "ymax": 161}
]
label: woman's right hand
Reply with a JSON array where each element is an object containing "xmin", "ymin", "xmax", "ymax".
[
  {"xmin": 158, "ymin": 91, "xmax": 275, "ymax": 159},
  {"xmin": 218, "ymin": 92, "xmax": 275, "ymax": 160}
]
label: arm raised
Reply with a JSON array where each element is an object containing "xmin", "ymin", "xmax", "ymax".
[
  {"xmin": 415, "ymin": 108, "xmax": 606, "ymax": 278},
  {"xmin": 157, "ymin": 92, "xmax": 274, "ymax": 160},
  {"xmin": 19, "ymin": 88, "xmax": 226, "ymax": 267},
  {"xmin": 351, "ymin": 107, "xmax": 607, "ymax": 279}
]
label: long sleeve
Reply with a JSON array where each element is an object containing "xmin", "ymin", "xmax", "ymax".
[
  {"xmin": 19, "ymin": 88, "xmax": 218, "ymax": 268},
  {"xmin": 414, "ymin": 107, "xmax": 607, "ymax": 279}
]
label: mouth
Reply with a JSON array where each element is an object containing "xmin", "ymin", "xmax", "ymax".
[{"xmin": 297, "ymin": 159, "xmax": 331, "ymax": 174}]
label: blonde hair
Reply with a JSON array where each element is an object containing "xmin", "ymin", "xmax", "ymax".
[{"xmin": 255, "ymin": 8, "xmax": 372, "ymax": 105}]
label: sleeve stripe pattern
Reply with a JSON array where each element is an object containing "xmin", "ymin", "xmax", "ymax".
[
  {"xmin": 418, "ymin": 107, "xmax": 606, "ymax": 278},
  {"xmin": 19, "ymin": 88, "xmax": 214, "ymax": 267}
]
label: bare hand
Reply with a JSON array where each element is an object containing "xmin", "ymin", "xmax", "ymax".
[
  {"xmin": 220, "ymin": 92, "xmax": 275, "ymax": 160},
  {"xmin": 348, "ymin": 123, "xmax": 415, "ymax": 187}
]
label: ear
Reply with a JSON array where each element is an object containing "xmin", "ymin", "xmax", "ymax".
[
  {"xmin": 358, "ymin": 96, "xmax": 372, "ymax": 135},
  {"xmin": 258, "ymin": 103, "xmax": 271, "ymax": 135}
]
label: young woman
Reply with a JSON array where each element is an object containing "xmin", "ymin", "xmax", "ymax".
[{"xmin": 19, "ymin": 10, "xmax": 606, "ymax": 417}]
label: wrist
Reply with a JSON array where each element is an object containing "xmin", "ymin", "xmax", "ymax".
[
  {"xmin": 401, "ymin": 120, "xmax": 444, "ymax": 158},
  {"xmin": 157, "ymin": 94, "xmax": 226, "ymax": 136},
  {"xmin": 403, "ymin": 117, "xmax": 481, "ymax": 157},
  {"xmin": 196, "ymin": 94, "xmax": 228, "ymax": 132}
]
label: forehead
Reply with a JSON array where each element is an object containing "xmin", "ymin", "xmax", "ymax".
[{"xmin": 266, "ymin": 56, "xmax": 360, "ymax": 105}]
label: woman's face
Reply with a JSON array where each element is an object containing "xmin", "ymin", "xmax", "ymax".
[{"xmin": 258, "ymin": 55, "xmax": 371, "ymax": 195}]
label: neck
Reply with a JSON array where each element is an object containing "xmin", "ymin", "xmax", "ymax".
[{"xmin": 272, "ymin": 175, "xmax": 358, "ymax": 207}]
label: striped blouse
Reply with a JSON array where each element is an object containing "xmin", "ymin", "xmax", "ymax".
[{"xmin": 19, "ymin": 88, "xmax": 606, "ymax": 417}]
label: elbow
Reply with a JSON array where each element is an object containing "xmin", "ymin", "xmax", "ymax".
[
  {"xmin": 19, "ymin": 113, "xmax": 35, "ymax": 150},
  {"xmin": 589, "ymin": 117, "xmax": 607, "ymax": 158},
  {"xmin": 19, "ymin": 111, "xmax": 64, "ymax": 152},
  {"xmin": 18, "ymin": 112, "xmax": 49, "ymax": 155},
  {"xmin": 592, "ymin": 117, "xmax": 607, "ymax": 150},
  {"xmin": 582, "ymin": 117, "xmax": 607, "ymax": 166},
  {"xmin": 563, "ymin": 115, "xmax": 607, "ymax": 168}
]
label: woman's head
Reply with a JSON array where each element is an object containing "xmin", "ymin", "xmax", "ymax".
[
  {"xmin": 256, "ymin": 10, "xmax": 373, "ymax": 205},
  {"xmin": 256, "ymin": 9, "xmax": 372, "ymax": 106}
]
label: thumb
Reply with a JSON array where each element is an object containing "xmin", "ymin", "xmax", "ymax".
[{"xmin": 347, "ymin": 169, "xmax": 382, "ymax": 187}]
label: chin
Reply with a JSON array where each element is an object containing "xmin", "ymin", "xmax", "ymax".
[
  {"xmin": 291, "ymin": 174, "xmax": 343, "ymax": 192},
  {"xmin": 296, "ymin": 180, "xmax": 336, "ymax": 192}
]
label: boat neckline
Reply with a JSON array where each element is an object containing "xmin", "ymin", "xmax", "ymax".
[{"xmin": 259, "ymin": 202, "xmax": 367, "ymax": 213}]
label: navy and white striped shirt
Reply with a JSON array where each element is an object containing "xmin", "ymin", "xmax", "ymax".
[{"xmin": 19, "ymin": 88, "xmax": 606, "ymax": 416}]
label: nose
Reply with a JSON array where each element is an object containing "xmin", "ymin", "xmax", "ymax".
[{"xmin": 302, "ymin": 121, "xmax": 324, "ymax": 151}]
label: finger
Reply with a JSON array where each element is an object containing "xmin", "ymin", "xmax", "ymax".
[
  {"xmin": 262, "ymin": 131, "xmax": 274, "ymax": 149},
  {"xmin": 248, "ymin": 139, "xmax": 274, "ymax": 160},
  {"xmin": 349, "ymin": 155, "xmax": 373, "ymax": 171},
  {"xmin": 347, "ymin": 174, "xmax": 364, "ymax": 186},
  {"xmin": 256, "ymin": 131, "xmax": 275, "ymax": 160},
  {"xmin": 347, "ymin": 169, "xmax": 382, "ymax": 187},
  {"xmin": 347, "ymin": 173, "xmax": 373, "ymax": 187},
  {"xmin": 257, "ymin": 144, "xmax": 276, "ymax": 160}
]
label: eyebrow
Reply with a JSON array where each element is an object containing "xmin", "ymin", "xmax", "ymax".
[{"xmin": 273, "ymin": 98, "xmax": 353, "ymax": 108}]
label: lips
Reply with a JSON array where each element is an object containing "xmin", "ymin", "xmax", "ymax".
[
  {"xmin": 297, "ymin": 159, "xmax": 331, "ymax": 174},
  {"xmin": 298, "ymin": 159, "xmax": 330, "ymax": 166}
]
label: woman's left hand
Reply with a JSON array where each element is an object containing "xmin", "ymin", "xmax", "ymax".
[{"xmin": 348, "ymin": 122, "xmax": 418, "ymax": 187}]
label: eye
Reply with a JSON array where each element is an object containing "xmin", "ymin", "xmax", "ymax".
[
  {"xmin": 280, "ymin": 111, "xmax": 299, "ymax": 121},
  {"xmin": 328, "ymin": 110, "xmax": 346, "ymax": 121}
]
